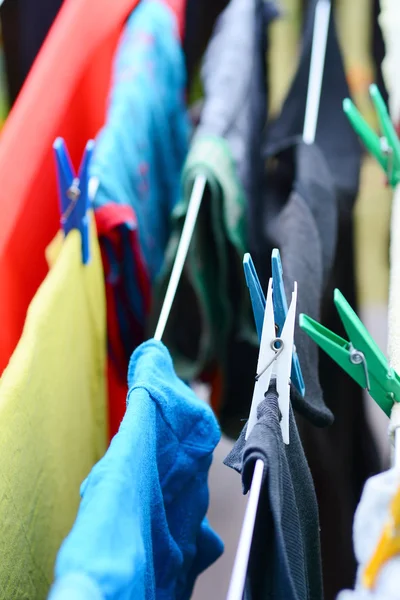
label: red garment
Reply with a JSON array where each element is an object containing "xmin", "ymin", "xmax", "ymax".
[{"xmin": 95, "ymin": 206, "xmax": 151, "ymax": 367}]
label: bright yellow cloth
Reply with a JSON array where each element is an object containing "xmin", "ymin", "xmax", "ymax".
[
  {"xmin": 0, "ymin": 216, "xmax": 107, "ymax": 599},
  {"xmin": 364, "ymin": 477, "xmax": 400, "ymax": 588}
]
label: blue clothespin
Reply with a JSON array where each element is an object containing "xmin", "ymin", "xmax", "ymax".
[
  {"xmin": 243, "ymin": 254, "xmax": 265, "ymax": 340},
  {"xmin": 271, "ymin": 249, "xmax": 305, "ymax": 397},
  {"xmin": 53, "ymin": 137, "xmax": 94, "ymax": 264},
  {"xmin": 243, "ymin": 250, "xmax": 306, "ymax": 397}
]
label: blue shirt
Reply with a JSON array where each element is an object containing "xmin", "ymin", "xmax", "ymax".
[{"xmin": 48, "ymin": 340, "xmax": 223, "ymax": 600}]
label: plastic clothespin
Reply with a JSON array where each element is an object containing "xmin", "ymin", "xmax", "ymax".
[
  {"xmin": 246, "ymin": 278, "xmax": 298, "ymax": 445},
  {"xmin": 53, "ymin": 137, "xmax": 94, "ymax": 264},
  {"xmin": 271, "ymin": 250, "xmax": 305, "ymax": 397},
  {"xmin": 243, "ymin": 253, "xmax": 265, "ymax": 340},
  {"xmin": 299, "ymin": 288, "xmax": 400, "ymax": 417},
  {"xmin": 343, "ymin": 84, "xmax": 400, "ymax": 188},
  {"xmin": 244, "ymin": 251, "xmax": 305, "ymax": 397}
]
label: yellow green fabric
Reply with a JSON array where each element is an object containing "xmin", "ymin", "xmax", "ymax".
[{"xmin": 0, "ymin": 215, "xmax": 107, "ymax": 600}]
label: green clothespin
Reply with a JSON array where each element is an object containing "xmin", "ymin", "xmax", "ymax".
[
  {"xmin": 299, "ymin": 289, "xmax": 400, "ymax": 417},
  {"xmin": 343, "ymin": 84, "xmax": 400, "ymax": 188}
]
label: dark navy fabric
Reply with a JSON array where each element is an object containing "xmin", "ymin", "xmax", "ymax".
[{"xmin": 48, "ymin": 340, "xmax": 223, "ymax": 600}]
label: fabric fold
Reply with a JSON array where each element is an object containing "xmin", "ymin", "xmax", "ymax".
[
  {"xmin": 90, "ymin": 0, "xmax": 190, "ymax": 385},
  {"xmin": 152, "ymin": 134, "xmax": 252, "ymax": 381},
  {"xmin": 0, "ymin": 217, "xmax": 107, "ymax": 599},
  {"xmin": 151, "ymin": 0, "xmax": 278, "ymax": 416},
  {"xmin": 224, "ymin": 381, "xmax": 323, "ymax": 600},
  {"xmin": 49, "ymin": 340, "xmax": 223, "ymax": 600}
]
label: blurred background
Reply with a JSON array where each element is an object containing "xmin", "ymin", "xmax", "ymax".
[{"xmin": 0, "ymin": 0, "xmax": 394, "ymax": 598}]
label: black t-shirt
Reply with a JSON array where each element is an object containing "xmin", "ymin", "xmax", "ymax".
[{"xmin": 225, "ymin": 381, "xmax": 323, "ymax": 600}]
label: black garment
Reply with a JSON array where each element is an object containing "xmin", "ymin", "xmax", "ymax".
[
  {"xmin": 1, "ymin": 0, "xmax": 64, "ymax": 104},
  {"xmin": 263, "ymin": 142, "xmax": 338, "ymax": 427},
  {"xmin": 243, "ymin": 2, "xmax": 380, "ymax": 598},
  {"xmin": 225, "ymin": 382, "xmax": 323, "ymax": 600},
  {"xmin": 183, "ymin": 0, "xmax": 229, "ymax": 90},
  {"xmin": 220, "ymin": 141, "xmax": 337, "ymax": 434}
]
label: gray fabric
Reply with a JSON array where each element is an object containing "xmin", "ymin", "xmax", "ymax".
[
  {"xmin": 224, "ymin": 381, "xmax": 323, "ymax": 600},
  {"xmin": 197, "ymin": 0, "xmax": 279, "ymax": 225},
  {"xmin": 258, "ymin": 142, "xmax": 337, "ymax": 426},
  {"xmin": 220, "ymin": 143, "xmax": 336, "ymax": 436}
]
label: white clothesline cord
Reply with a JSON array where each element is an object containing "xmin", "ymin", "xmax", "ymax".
[
  {"xmin": 225, "ymin": 5, "xmax": 332, "ymax": 596},
  {"xmin": 225, "ymin": 459, "xmax": 265, "ymax": 600},
  {"xmin": 302, "ymin": 0, "xmax": 331, "ymax": 145},
  {"xmin": 154, "ymin": 174, "xmax": 207, "ymax": 341}
]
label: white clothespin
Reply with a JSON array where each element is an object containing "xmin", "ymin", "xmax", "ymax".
[{"xmin": 246, "ymin": 278, "xmax": 298, "ymax": 445}]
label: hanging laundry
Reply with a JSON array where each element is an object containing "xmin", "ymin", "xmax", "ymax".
[
  {"xmin": 91, "ymin": 0, "xmax": 189, "ymax": 283},
  {"xmin": 0, "ymin": 0, "xmax": 141, "ymax": 378},
  {"xmin": 48, "ymin": 340, "xmax": 223, "ymax": 600},
  {"xmin": 151, "ymin": 0, "xmax": 279, "ymax": 401},
  {"xmin": 337, "ymin": 469, "xmax": 400, "ymax": 600},
  {"xmin": 225, "ymin": 381, "xmax": 323, "ymax": 600},
  {"xmin": 90, "ymin": 0, "xmax": 190, "ymax": 384},
  {"xmin": 244, "ymin": 1, "xmax": 380, "ymax": 597},
  {"xmin": 0, "ymin": 217, "xmax": 107, "ymax": 599}
]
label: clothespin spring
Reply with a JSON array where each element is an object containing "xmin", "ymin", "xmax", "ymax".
[
  {"xmin": 60, "ymin": 177, "xmax": 81, "ymax": 225},
  {"xmin": 349, "ymin": 344, "xmax": 371, "ymax": 391},
  {"xmin": 380, "ymin": 137, "xmax": 394, "ymax": 185},
  {"xmin": 255, "ymin": 338, "xmax": 284, "ymax": 381}
]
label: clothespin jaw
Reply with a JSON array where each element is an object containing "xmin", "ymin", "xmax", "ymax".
[
  {"xmin": 300, "ymin": 288, "xmax": 400, "ymax": 417},
  {"xmin": 271, "ymin": 250, "xmax": 305, "ymax": 397},
  {"xmin": 53, "ymin": 137, "xmax": 94, "ymax": 264},
  {"xmin": 244, "ymin": 251, "xmax": 305, "ymax": 398},
  {"xmin": 246, "ymin": 278, "xmax": 298, "ymax": 445},
  {"xmin": 343, "ymin": 84, "xmax": 400, "ymax": 187},
  {"xmin": 243, "ymin": 253, "xmax": 265, "ymax": 340}
]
